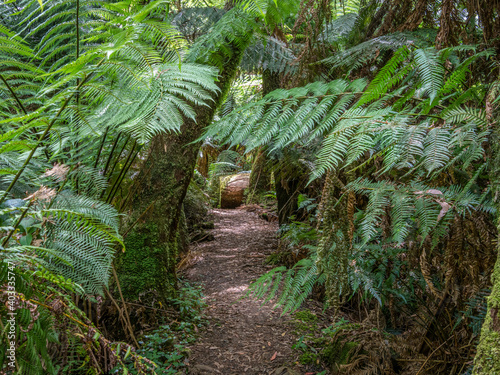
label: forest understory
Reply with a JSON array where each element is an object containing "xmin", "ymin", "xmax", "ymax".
[{"xmin": 1, "ymin": 0, "xmax": 500, "ymax": 374}]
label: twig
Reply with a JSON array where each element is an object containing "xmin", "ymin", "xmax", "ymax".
[
  {"xmin": 111, "ymin": 265, "xmax": 139, "ymax": 348},
  {"xmin": 415, "ymin": 336, "xmax": 453, "ymax": 375},
  {"xmin": 103, "ymin": 287, "xmax": 132, "ymax": 339},
  {"xmin": 122, "ymin": 198, "xmax": 159, "ymax": 238}
]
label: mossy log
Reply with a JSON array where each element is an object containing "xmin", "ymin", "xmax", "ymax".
[{"xmin": 220, "ymin": 173, "xmax": 249, "ymax": 208}]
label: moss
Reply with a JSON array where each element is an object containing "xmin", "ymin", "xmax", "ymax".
[
  {"xmin": 299, "ymin": 351, "xmax": 319, "ymax": 365},
  {"xmin": 473, "ymin": 87, "xmax": 500, "ymax": 374},
  {"xmin": 184, "ymin": 180, "xmax": 209, "ymax": 233},
  {"xmin": 116, "ymin": 224, "xmax": 178, "ymax": 300},
  {"xmin": 293, "ymin": 310, "xmax": 319, "ymax": 332},
  {"xmin": 294, "ymin": 310, "xmax": 318, "ymax": 323},
  {"xmin": 322, "ymin": 340, "xmax": 359, "ymax": 368},
  {"xmin": 473, "ymin": 245, "xmax": 500, "ymax": 374}
]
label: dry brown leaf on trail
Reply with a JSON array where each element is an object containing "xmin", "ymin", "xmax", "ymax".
[{"xmin": 270, "ymin": 352, "xmax": 277, "ymax": 361}]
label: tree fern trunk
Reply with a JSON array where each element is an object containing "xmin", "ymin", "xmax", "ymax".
[
  {"xmin": 248, "ymin": 69, "xmax": 279, "ymax": 204},
  {"xmin": 247, "ymin": 147, "xmax": 270, "ymax": 203},
  {"xmin": 116, "ymin": 5, "xmax": 252, "ymax": 303},
  {"xmin": 473, "ymin": 79, "xmax": 500, "ymax": 374}
]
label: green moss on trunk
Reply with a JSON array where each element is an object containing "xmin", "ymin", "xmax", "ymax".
[
  {"xmin": 473, "ymin": 253, "xmax": 500, "ymax": 374},
  {"xmin": 473, "ymin": 81, "xmax": 500, "ymax": 374}
]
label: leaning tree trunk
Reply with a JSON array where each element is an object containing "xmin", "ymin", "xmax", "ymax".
[
  {"xmin": 116, "ymin": 6, "xmax": 252, "ymax": 304},
  {"xmin": 473, "ymin": 79, "xmax": 500, "ymax": 374}
]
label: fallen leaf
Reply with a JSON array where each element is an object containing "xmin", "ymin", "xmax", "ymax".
[
  {"xmin": 268, "ymin": 342, "xmax": 271, "ymax": 347},
  {"xmin": 426, "ymin": 189, "xmax": 443, "ymax": 195},
  {"xmin": 270, "ymin": 352, "xmax": 277, "ymax": 361},
  {"xmin": 282, "ymin": 332, "xmax": 286, "ymax": 336},
  {"xmin": 437, "ymin": 201, "xmax": 451, "ymax": 222}
]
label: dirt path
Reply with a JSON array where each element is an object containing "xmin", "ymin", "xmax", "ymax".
[{"xmin": 183, "ymin": 208, "xmax": 299, "ymax": 375}]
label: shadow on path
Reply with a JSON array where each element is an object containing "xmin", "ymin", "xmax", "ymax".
[{"xmin": 183, "ymin": 208, "xmax": 299, "ymax": 375}]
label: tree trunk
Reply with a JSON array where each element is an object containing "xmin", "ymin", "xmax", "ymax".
[
  {"xmin": 117, "ymin": 6, "xmax": 252, "ymax": 304},
  {"xmin": 473, "ymin": 79, "xmax": 500, "ymax": 374},
  {"xmin": 247, "ymin": 69, "xmax": 281, "ymax": 204},
  {"xmin": 276, "ymin": 170, "xmax": 300, "ymax": 225},
  {"xmin": 247, "ymin": 147, "xmax": 270, "ymax": 203}
]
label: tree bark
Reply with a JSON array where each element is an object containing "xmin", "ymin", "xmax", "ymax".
[
  {"xmin": 473, "ymin": 79, "xmax": 500, "ymax": 374},
  {"xmin": 275, "ymin": 164, "xmax": 301, "ymax": 225},
  {"xmin": 247, "ymin": 69, "xmax": 281, "ymax": 205},
  {"xmin": 117, "ymin": 5, "xmax": 253, "ymax": 303}
]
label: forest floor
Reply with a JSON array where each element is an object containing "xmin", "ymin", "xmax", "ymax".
[{"xmin": 181, "ymin": 208, "xmax": 310, "ymax": 375}]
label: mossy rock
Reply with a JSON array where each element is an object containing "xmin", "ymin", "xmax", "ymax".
[
  {"xmin": 322, "ymin": 339, "xmax": 359, "ymax": 370},
  {"xmin": 293, "ymin": 310, "xmax": 319, "ymax": 332},
  {"xmin": 294, "ymin": 310, "xmax": 318, "ymax": 323},
  {"xmin": 299, "ymin": 351, "xmax": 319, "ymax": 365}
]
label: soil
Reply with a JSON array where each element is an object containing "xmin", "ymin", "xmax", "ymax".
[{"xmin": 182, "ymin": 208, "xmax": 303, "ymax": 375}]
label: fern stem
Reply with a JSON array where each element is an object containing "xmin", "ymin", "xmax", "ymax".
[
  {"xmin": 0, "ymin": 76, "xmax": 89, "ymax": 206},
  {"xmin": 103, "ymin": 287, "xmax": 139, "ymax": 347},
  {"xmin": 106, "ymin": 134, "xmax": 131, "ymax": 179},
  {"xmin": 105, "ymin": 140, "xmax": 137, "ymax": 204},
  {"xmin": 111, "ymin": 265, "xmax": 139, "ymax": 348},
  {"xmin": 102, "ymin": 133, "xmax": 122, "ymax": 177},
  {"xmin": 109, "ymin": 148, "xmax": 139, "ymax": 204},
  {"xmin": 0, "ymin": 73, "xmax": 28, "ymax": 115},
  {"xmin": 119, "ymin": 156, "xmax": 153, "ymax": 212},
  {"xmin": 94, "ymin": 127, "xmax": 109, "ymax": 169},
  {"xmin": 1, "ymin": 199, "xmax": 34, "ymax": 247}
]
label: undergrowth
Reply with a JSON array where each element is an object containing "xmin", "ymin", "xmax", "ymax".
[
  {"xmin": 291, "ymin": 312, "xmax": 373, "ymax": 374},
  {"xmin": 119, "ymin": 281, "xmax": 207, "ymax": 374}
]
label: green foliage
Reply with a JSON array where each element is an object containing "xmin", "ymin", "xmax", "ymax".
[
  {"xmin": 217, "ymin": 43, "xmax": 497, "ymax": 331},
  {"xmin": 208, "ymin": 150, "xmax": 244, "ymax": 179},
  {"xmin": 169, "ymin": 281, "xmax": 207, "ymax": 321},
  {"xmin": 122, "ymin": 282, "xmax": 206, "ymax": 374},
  {"xmin": 248, "ymin": 254, "xmax": 325, "ymax": 314},
  {"xmin": 0, "ymin": 0, "xmax": 220, "ymax": 372}
]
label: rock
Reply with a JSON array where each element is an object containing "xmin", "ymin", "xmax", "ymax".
[{"xmin": 220, "ymin": 173, "xmax": 250, "ymax": 208}]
